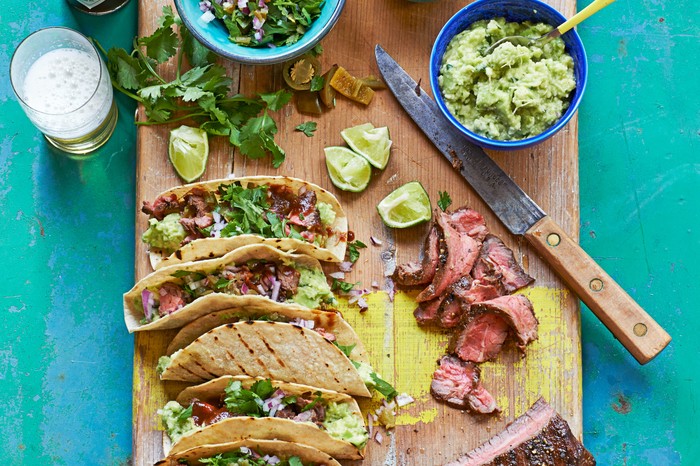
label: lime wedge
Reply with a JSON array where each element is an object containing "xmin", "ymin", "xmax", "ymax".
[
  {"xmin": 341, "ymin": 123, "xmax": 392, "ymax": 169},
  {"xmin": 324, "ymin": 146, "xmax": 372, "ymax": 192},
  {"xmin": 169, "ymin": 125, "xmax": 209, "ymax": 183},
  {"xmin": 377, "ymin": 181, "xmax": 432, "ymax": 228}
]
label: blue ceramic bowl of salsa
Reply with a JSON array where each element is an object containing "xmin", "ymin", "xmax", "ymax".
[
  {"xmin": 174, "ymin": 0, "xmax": 345, "ymax": 65},
  {"xmin": 429, "ymin": 0, "xmax": 588, "ymax": 151}
]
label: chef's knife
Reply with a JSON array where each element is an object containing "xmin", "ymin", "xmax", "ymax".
[{"xmin": 375, "ymin": 44, "xmax": 670, "ymax": 364}]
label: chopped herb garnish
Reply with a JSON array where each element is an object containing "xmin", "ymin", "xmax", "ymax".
[
  {"xmin": 224, "ymin": 379, "xmax": 275, "ymax": 417},
  {"xmin": 438, "ymin": 190, "xmax": 452, "ymax": 212},
  {"xmin": 371, "ymin": 373, "xmax": 399, "ymax": 400},
  {"xmin": 347, "ymin": 240, "xmax": 367, "ymax": 263},
  {"xmin": 331, "ymin": 279, "xmax": 356, "ymax": 293},
  {"xmin": 214, "ymin": 278, "xmax": 231, "ymax": 290},
  {"xmin": 295, "ymin": 121, "xmax": 317, "ymax": 137},
  {"xmin": 100, "ymin": 6, "xmax": 291, "ymax": 167},
  {"xmin": 300, "ymin": 390, "xmax": 324, "ymax": 412},
  {"xmin": 333, "ymin": 342, "xmax": 356, "ymax": 358}
]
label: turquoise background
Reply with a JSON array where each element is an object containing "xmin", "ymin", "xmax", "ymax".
[{"xmin": 0, "ymin": 1, "xmax": 697, "ymax": 464}]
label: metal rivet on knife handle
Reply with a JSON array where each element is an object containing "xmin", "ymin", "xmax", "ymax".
[
  {"xmin": 546, "ymin": 233, "xmax": 561, "ymax": 247},
  {"xmin": 589, "ymin": 278, "xmax": 604, "ymax": 292},
  {"xmin": 523, "ymin": 216, "xmax": 671, "ymax": 365}
]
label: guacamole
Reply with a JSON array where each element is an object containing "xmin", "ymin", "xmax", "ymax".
[
  {"xmin": 322, "ymin": 402, "xmax": 369, "ymax": 448},
  {"xmin": 317, "ymin": 201, "xmax": 336, "ymax": 226},
  {"xmin": 141, "ymin": 213, "xmax": 186, "ymax": 252},
  {"xmin": 438, "ymin": 18, "xmax": 576, "ymax": 141},
  {"xmin": 291, "ymin": 266, "xmax": 335, "ymax": 308},
  {"xmin": 159, "ymin": 400, "xmax": 196, "ymax": 443}
]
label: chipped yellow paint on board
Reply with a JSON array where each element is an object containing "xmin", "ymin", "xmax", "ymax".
[{"xmin": 339, "ymin": 286, "xmax": 577, "ymax": 429}]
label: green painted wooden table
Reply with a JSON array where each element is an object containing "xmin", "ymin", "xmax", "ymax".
[{"xmin": 0, "ymin": 1, "xmax": 697, "ymax": 464}]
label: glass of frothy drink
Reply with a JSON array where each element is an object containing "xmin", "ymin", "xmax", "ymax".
[{"xmin": 10, "ymin": 27, "xmax": 117, "ymax": 155}]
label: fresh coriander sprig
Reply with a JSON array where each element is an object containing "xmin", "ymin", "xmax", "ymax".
[{"xmin": 100, "ymin": 6, "xmax": 292, "ymax": 167}]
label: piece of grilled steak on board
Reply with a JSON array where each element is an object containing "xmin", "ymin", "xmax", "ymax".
[{"xmin": 444, "ymin": 397, "xmax": 596, "ymax": 466}]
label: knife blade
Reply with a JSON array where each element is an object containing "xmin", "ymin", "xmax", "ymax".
[{"xmin": 375, "ymin": 44, "xmax": 670, "ymax": 364}]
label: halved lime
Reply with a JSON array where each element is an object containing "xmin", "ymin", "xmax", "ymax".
[
  {"xmin": 377, "ymin": 181, "xmax": 432, "ymax": 228},
  {"xmin": 324, "ymin": 146, "xmax": 372, "ymax": 192},
  {"xmin": 169, "ymin": 125, "xmax": 209, "ymax": 183},
  {"xmin": 341, "ymin": 123, "xmax": 392, "ymax": 169}
]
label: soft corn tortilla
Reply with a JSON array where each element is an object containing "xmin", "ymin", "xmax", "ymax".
[
  {"xmin": 156, "ymin": 439, "xmax": 342, "ymax": 466},
  {"xmin": 146, "ymin": 176, "xmax": 348, "ymax": 269},
  {"xmin": 160, "ymin": 321, "xmax": 371, "ymax": 397},
  {"xmin": 166, "ymin": 376, "xmax": 364, "ymax": 460},
  {"xmin": 123, "ymin": 244, "xmax": 329, "ymax": 333},
  {"xmin": 165, "ymin": 305, "xmax": 369, "ymax": 364}
]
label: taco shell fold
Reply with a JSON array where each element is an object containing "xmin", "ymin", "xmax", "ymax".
[
  {"xmin": 156, "ymin": 439, "xmax": 342, "ymax": 466},
  {"xmin": 165, "ymin": 376, "xmax": 365, "ymax": 460},
  {"xmin": 160, "ymin": 321, "xmax": 372, "ymax": 397},
  {"xmin": 144, "ymin": 176, "xmax": 348, "ymax": 269},
  {"xmin": 123, "ymin": 244, "xmax": 333, "ymax": 333},
  {"xmin": 165, "ymin": 305, "xmax": 370, "ymax": 365}
]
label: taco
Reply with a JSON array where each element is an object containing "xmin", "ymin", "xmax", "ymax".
[
  {"xmin": 158, "ymin": 321, "xmax": 373, "ymax": 397},
  {"xmin": 159, "ymin": 376, "xmax": 368, "ymax": 459},
  {"xmin": 165, "ymin": 305, "xmax": 369, "ymax": 365},
  {"xmin": 141, "ymin": 176, "xmax": 348, "ymax": 270},
  {"xmin": 156, "ymin": 439, "xmax": 341, "ymax": 466},
  {"xmin": 123, "ymin": 244, "xmax": 334, "ymax": 332}
]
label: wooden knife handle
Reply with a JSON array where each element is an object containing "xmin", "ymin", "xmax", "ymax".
[{"xmin": 525, "ymin": 216, "xmax": 671, "ymax": 364}]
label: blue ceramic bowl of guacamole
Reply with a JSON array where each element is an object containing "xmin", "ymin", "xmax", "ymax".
[
  {"xmin": 174, "ymin": 0, "xmax": 345, "ymax": 65},
  {"xmin": 430, "ymin": 0, "xmax": 587, "ymax": 151}
]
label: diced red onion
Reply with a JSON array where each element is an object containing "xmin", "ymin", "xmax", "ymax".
[
  {"xmin": 237, "ymin": 0, "xmax": 246, "ymax": 8},
  {"xmin": 241, "ymin": 282, "xmax": 249, "ymax": 294},
  {"xmin": 371, "ymin": 280, "xmax": 380, "ymax": 288},
  {"xmin": 386, "ymin": 277, "xmax": 395, "ymax": 302},
  {"xmin": 357, "ymin": 297, "xmax": 368, "ymax": 312},
  {"xmin": 264, "ymin": 455, "xmax": 281, "ymax": 465},
  {"xmin": 270, "ymin": 277, "xmax": 281, "ymax": 302},
  {"xmin": 141, "ymin": 289, "xmax": 155, "ymax": 320},
  {"xmin": 374, "ymin": 431, "xmax": 383, "ymax": 444},
  {"xmin": 291, "ymin": 318, "xmax": 315, "ymax": 329},
  {"xmin": 370, "ymin": 235, "xmax": 383, "ymax": 246},
  {"xmin": 199, "ymin": 10, "xmax": 216, "ymax": 23},
  {"xmin": 239, "ymin": 446, "xmax": 253, "ymax": 455},
  {"xmin": 256, "ymin": 284, "xmax": 266, "ymax": 295},
  {"xmin": 329, "ymin": 271, "xmax": 345, "ymax": 280},
  {"xmin": 338, "ymin": 261, "xmax": 353, "ymax": 272},
  {"xmin": 367, "ymin": 413, "xmax": 373, "ymax": 437},
  {"xmin": 396, "ymin": 393, "xmax": 415, "ymax": 407}
]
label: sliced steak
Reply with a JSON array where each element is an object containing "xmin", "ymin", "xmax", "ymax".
[
  {"xmin": 430, "ymin": 355, "xmax": 498, "ymax": 414},
  {"xmin": 452, "ymin": 278, "xmax": 504, "ymax": 304},
  {"xmin": 288, "ymin": 190, "xmax": 322, "ymax": 233},
  {"xmin": 438, "ymin": 295, "xmax": 466, "ymax": 329},
  {"xmin": 447, "ymin": 207, "xmax": 489, "ymax": 242},
  {"xmin": 444, "ymin": 397, "xmax": 596, "ymax": 466},
  {"xmin": 394, "ymin": 225, "xmax": 440, "ymax": 286},
  {"xmin": 472, "ymin": 295, "xmax": 538, "ymax": 352},
  {"xmin": 417, "ymin": 212, "xmax": 480, "ymax": 302},
  {"xmin": 184, "ymin": 187, "xmax": 213, "ymax": 217},
  {"xmin": 276, "ymin": 264, "xmax": 301, "ymax": 297},
  {"xmin": 472, "ymin": 235, "xmax": 534, "ymax": 293},
  {"xmin": 449, "ymin": 312, "xmax": 510, "ymax": 363},
  {"xmin": 142, "ymin": 193, "xmax": 180, "ymax": 220},
  {"xmin": 414, "ymin": 294, "xmax": 446, "ymax": 324}
]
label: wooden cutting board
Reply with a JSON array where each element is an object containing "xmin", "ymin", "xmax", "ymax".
[{"xmin": 132, "ymin": 0, "xmax": 582, "ymax": 464}]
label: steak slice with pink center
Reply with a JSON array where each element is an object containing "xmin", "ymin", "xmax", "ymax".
[
  {"xmin": 444, "ymin": 397, "xmax": 596, "ymax": 466},
  {"xmin": 430, "ymin": 355, "xmax": 499, "ymax": 414},
  {"xmin": 472, "ymin": 234, "xmax": 534, "ymax": 293},
  {"xmin": 416, "ymin": 212, "xmax": 480, "ymax": 302}
]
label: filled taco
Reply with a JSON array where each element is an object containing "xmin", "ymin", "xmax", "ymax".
[
  {"xmin": 123, "ymin": 244, "xmax": 334, "ymax": 332},
  {"xmin": 156, "ymin": 439, "xmax": 341, "ymax": 466},
  {"xmin": 158, "ymin": 321, "xmax": 375, "ymax": 397},
  {"xmin": 165, "ymin": 305, "xmax": 369, "ymax": 365},
  {"xmin": 159, "ymin": 376, "xmax": 368, "ymax": 459},
  {"xmin": 141, "ymin": 176, "xmax": 348, "ymax": 270}
]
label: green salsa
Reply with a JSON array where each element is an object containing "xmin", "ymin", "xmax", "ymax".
[{"xmin": 438, "ymin": 18, "xmax": 576, "ymax": 141}]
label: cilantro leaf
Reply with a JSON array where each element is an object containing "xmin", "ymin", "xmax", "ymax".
[
  {"xmin": 331, "ymin": 279, "xmax": 356, "ymax": 293},
  {"xmin": 180, "ymin": 23, "xmax": 215, "ymax": 67},
  {"xmin": 300, "ymin": 391, "xmax": 325, "ymax": 412},
  {"xmin": 371, "ymin": 372, "xmax": 399, "ymax": 400},
  {"xmin": 333, "ymin": 342, "xmax": 356, "ymax": 358},
  {"xmin": 138, "ymin": 22, "xmax": 178, "ymax": 64},
  {"xmin": 295, "ymin": 121, "xmax": 317, "ymax": 137},
  {"xmin": 310, "ymin": 75, "xmax": 324, "ymax": 92},
  {"xmin": 347, "ymin": 240, "xmax": 367, "ymax": 263},
  {"xmin": 438, "ymin": 190, "xmax": 452, "ymax": 212},
  {"xmin": 259, "ymin": 89, "xmax": 293, "ymax": 111},
  {"xmin": 223, "ymin": 379, "xmax": 274, "ymax": 417}
]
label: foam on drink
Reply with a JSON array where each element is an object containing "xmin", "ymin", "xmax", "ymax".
[{"xmin": 21, "ymin": 48, "xmax": 113, "ymax": 139}]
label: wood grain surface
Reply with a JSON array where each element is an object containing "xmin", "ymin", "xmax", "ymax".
[{"xmin": 132, "ymin": 0, "xmax": 581, "ymax": 465}]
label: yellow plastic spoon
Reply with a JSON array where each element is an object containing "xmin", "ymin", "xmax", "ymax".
[{"xmin": 484, "ymin": 0, "xmax": 617, "ymax": 55}]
